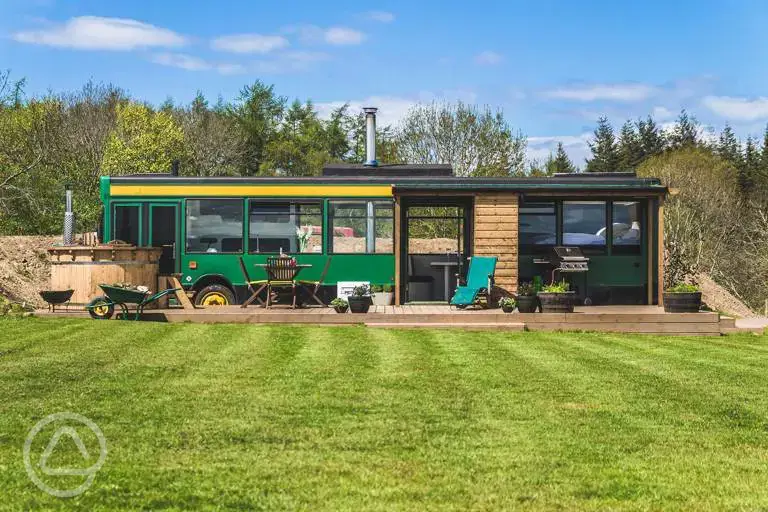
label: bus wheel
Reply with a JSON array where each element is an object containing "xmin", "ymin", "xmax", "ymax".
[{"xmin": 195, "ymin": 284, "xmax": 234, "ymax": 307}]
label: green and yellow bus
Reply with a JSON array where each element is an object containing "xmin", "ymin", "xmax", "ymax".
[{"xmin": 99, "ymin": 164, "xmax": 668, "ymax": 306}]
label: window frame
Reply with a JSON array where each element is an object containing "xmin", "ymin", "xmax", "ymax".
[
  {"xmin": 328, "ymin": 198, "xmax": 395, "ymax": 255},
  {"xmin": 111, "ymin": 202, "xmax": 143, "ymax": 247},
  {"xmin": 610, "ymin": 200, "xmax": 644, "ymax": 255},
  {"xmin": 185, "ymin": 198, "xmax": 245, "ymax": 255},
  {"xmin": 561, "ymin": 200, "xmax": 609, "ymax": 254},
  {"xmin": 247, "ymin": 198, "xmax": 324, "ymax": 255},
  {"xmin": 518, "ymin": 200, "xmax": 558, "ymax": 255}
]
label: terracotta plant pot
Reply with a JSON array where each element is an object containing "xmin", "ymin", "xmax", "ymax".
[
  {"xmin": 517, "ymin": 295, "xmax": 539, "ymax": 313},
  {"xmin": 348, "ymin": 296, "xmax": 371, "ymax": 313},
  {"xmin": 663, "ymin": 292, "xmax": 702, "ymax": 313},
  {"xmin": 538, "ymin": 291, "xmax": 576, "ymax": 313}
]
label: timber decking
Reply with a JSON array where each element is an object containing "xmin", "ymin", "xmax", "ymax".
[{"xmin": 35, "ymin": 305, "xmax": 742, "ymax": 336}]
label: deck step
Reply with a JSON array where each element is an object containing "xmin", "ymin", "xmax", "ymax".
[
  {"xmin": 719, "ymin": 316, "xmax": 736, "ymax": 329},
  {"xmin": 721, "ymin": 326, "xmax": 765, "ymax": 335},
  {"xmin": 365, "ymin": 322, "xmax": 526, "ymax": 331}
]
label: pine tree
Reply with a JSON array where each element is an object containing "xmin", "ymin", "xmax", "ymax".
[
  {"xmin": 716, "ymin": 123, "xmax": 743, "ymax": 168},
  {"xmin": 741, "ymin": 136, "xmax": 759, "ymax": 197},
  {"xmin": 759, "ymin": 124, "xmax": 768, "ymax": 186},
  {"xmin": 617, "ymin": 120, "xmax": 643, "ymax": 170},
  {"xmin": 585, "ymin": 116, "xmax": 620, "ymax": 172},
  {"xmin": 549, "ymin": 142, "xmax": 575, "ymax": 174},
  {"xmin": 669, "ymin": 109, "xmax": 699, "ymax": 148},
  {"xmin": 636, "ymin": 116, "xmax": 666, "ymax": 157}
]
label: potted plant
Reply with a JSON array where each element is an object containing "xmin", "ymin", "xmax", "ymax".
[
  {"xmin": 538, "ymin": 280, "xmax": 576, "ymax": 313},
  {"xmin": 516, "ymin": 282, "xmax": 539, "ymax": 313},
  {"xmin": 347, "ymin": 284, "xmax": 373, "ymax": 313},
  {"xmin": 330, "ymin": 297, "xmax": 349, "ymax": 313},
  {"xmin": 663, "ymin": 283, "xmax": 702, "ymax": 313},
  {"xmin": 498, "ymin": 296, "xmax": 516, "ymax": 313},
  {"xmin": 371, "ymin": 284, "xmax": 395, "ymax": 305}
]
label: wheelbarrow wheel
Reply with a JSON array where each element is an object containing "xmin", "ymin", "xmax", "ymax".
[{"xmin": 87, "ymin": 296, "xmax": 114, "ymax": 320}]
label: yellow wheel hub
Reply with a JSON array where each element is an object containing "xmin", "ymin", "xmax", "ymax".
[
  {"xmin": 201, "ymin": 292, "xmax": 229, "ymax": 306},
  {"xmin": 92, "ymin": 304, "xmax": 110, "ymax": 316}
]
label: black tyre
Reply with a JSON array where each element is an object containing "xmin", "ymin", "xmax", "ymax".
[
  {"xmin": 194, "ymin": 284, "xmax": 235, "ymax": 306},
  {"xmin": 87, "ymin": 296, "xmax": 114, "ymax": 320}
]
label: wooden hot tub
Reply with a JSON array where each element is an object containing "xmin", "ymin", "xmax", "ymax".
[{"xmin": 48, "ymin": 245, "xmax": 163, "ymax": 305}]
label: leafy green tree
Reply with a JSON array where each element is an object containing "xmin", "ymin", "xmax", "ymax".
[
  {"xmin": 586, "ymin": 116, "xmax": 620, "ymax": 172},
  {"xmin": 617, "ymin": 120, "xmax": 644, "ymax": 170},
  {"xmin": 345, "ymin": 110, "xmax": 400, "ymax": 165},
  {"xmin": 263, "ymin": 100, "xmax": 330, "ymax": 176},
  {"xmin": 395, "ymin": 101, "xmax": 526, "ymax": 177},
  {"xmin": 226, "ymin": 81, "xmax": 286, "ymax": 176},
  {"xmin": 669, "ymin": 109, "xmax": 699, "ymax": 148},
  {"xmin": 636, "ymin": 116, "xmax": 666, "ymax": 158},
  {"xmin": 101, "ymin": 103, "xmax": 185, "ymax": 176}
]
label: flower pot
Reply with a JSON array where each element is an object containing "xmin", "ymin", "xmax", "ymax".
[
  {"xmin": 372, "ymin": 292, "xmax": 394, "ymax": 306},
  {"xmin": 501, "ymin": 304, "xmax": 515, "ymax": 313},
  {"xmin": 663, "ymin": 291, "xmax": 702, "ymax": 313},
  {"xmin": 517, "ymin": 295, "xmax": 539, "ymax": 313},
  {"xmin": 348, "ymin": 296, "xmax": 372, "ymax": 313},
  {"xmin": 538, "ymin": 291, "xmax": 576, "ymax": 313},
  {"xmin": 333, "ymin": 305, "xmax": 349, "ymax": 313}
]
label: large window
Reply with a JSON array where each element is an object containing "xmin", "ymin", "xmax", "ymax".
[
  {"xmin": 519, "ymin": 201, "xmax": 556, "ymax": 253},
  {"xmin": 249, "ymin": 201, "xmax": 322, "ymax": 254},
  {"xmin": 406, "ymin": 206, "xmax": 463, "ymax": 254},
  {"xmin": 186, "ymin": 199, "xmax": 243, "ymax": 253},
  {"xmin": 329, "ymin": 200, "xmax": 393, "ymax": 254},
  {"xmin": 113, "ymin": 205, "xmax": 140, "ymax": 246},
  {"xmin": 612, "ymin": 201, "xmax": 642, "ymax": 254},
  {"xmin": 563, "ymin": 201, "xmax": 606, "ymax": 248}
]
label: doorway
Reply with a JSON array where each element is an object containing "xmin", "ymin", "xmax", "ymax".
[
  {"xmin": 401, "ymin": 198, "xmax": 473, "ymax": 303},
  {"xmin": 149, "ymin": 204, "xmax": 179, "ymax": 275}
]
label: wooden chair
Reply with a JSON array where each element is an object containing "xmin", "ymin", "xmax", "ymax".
[
  {"xmin": 296, "ymin": 256, "xmax": 332, "ymax": 307},
  {"xmin": 238, "ymin": 257, "xmax": 268, "ymax": 308},
  {"xmin": 265, "ymin": 256, "xmax": 298, "ymax": 308}
]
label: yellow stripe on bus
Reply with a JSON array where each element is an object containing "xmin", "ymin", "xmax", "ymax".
[{"xmin": 110, "ymin": 184, "xmax": 393, "ymax": 197}]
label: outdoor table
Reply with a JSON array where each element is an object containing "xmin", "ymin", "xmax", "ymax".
[
  {"xmin": 248, "ymin": 262, "xmax": 312, "ymax": 308},
  {"xmin": 430, "ymin": 261, "xmax": 460, "ymax": 301}
]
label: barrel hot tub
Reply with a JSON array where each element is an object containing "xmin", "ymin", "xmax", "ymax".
[{"xmin": 48, "ymin": 245, "xmax": 163, "ymax": 305}]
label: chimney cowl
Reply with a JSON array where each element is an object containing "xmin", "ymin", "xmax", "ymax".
[{"xmin": 363, "ymin": 107, "xmax": 377, "ymax": 167}]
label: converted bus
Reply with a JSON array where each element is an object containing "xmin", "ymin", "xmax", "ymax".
[{"xmin": 99, "ymin": 164, "xmax": 668, "ymax": 307}]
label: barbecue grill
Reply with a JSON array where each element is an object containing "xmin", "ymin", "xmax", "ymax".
[{"xmin": 533, "ymin": 246, "xmax": 590, "ymax": 287}]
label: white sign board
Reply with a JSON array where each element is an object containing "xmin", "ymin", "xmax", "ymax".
[{"xmin": 337, "ymin": 281, "xmax": 369, "ymax": 301}]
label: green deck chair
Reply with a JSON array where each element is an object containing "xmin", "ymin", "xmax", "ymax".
[{"xmin": 449, "ymin": 256, "xmax": 497, "ymax": 308}]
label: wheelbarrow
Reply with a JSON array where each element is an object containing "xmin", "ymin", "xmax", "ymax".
[{"xmin": 86, "ymin": 284, "xmax": 180, "ymax": 320}]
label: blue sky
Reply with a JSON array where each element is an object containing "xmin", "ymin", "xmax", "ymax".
[{"xmin": 2, "ymin": 0, "xmax": 767, "ymax": 164}]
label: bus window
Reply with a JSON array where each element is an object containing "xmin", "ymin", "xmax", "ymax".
[
  {"xmin": 113, "ymin": 205, "xmax": 140, "ymax": 246},
  {"xmin": 186, "ymin": 199, "xmax": 243, "ymax": 253},
  {"xmin": 248, "ymin": 201, "xmax": 322, "ymax": 254}
]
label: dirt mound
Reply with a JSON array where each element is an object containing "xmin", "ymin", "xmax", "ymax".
[
  {"xmin": 0, "ymin": 236, "xmax": 58, "ymax": 307},
  {"xmin": 697, "ymin": 273, "xmax": 755, "ymax": 318}
]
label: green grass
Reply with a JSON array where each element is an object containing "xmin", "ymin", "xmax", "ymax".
[{"xmin": 3, "ymin": 318, "xmax": 768, "ymax": 510}]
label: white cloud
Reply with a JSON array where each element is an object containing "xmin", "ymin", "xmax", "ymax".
[
  {"xmin": 324, "ymin": 27, "xmax": 365, "ymax": 45},
  {"xmin": 702, "ymin": 95, "xmax": 768, "ymax": 121},
  {"xmin": 652, "ymin": 106, "xmax": 674, "ymax": 120},
  {"xmin": 542, "ymin": 83, "xmax": 657, "ymax": 102},
  {"xmin": 13, "ymin": 16, "xmax": 186, "ymax": 51},
  {"xmin": 363, "ymin": 11, "xmax": 395, "ymax": 23},
  {"xmin": 151, "ymin": 53, "xmax": 245, "ymax": 75},
  {"xmin": 527, "ymin": 133, "xmax": 592, "ymax": 165},
  {"xmin": 211, "ymin": 33, "xmax": 288, "ymax": 54},
  {"xmin": 474, "ymin": 51, "xmax": 503, "ymax": 66}
]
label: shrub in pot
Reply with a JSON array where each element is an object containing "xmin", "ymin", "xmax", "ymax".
[
  {"xmin": 663, "ymin": 283, "xmax": 702, "ymax": 313},
  {"xmin": 538, "ymin": 281, "xmax": 576, "ymax": 313},
  {"xmin": 371, "ymin": 284, "xmax": 395, "ymax": 305},
  {"xmin": 516, "ymin": 282, "xmax": 539, "ymax": 313},
  {"xmin": 330, "ymin": 297, "xmax": 348, "ymax": 313},
  {"xmin": 348, "ymin": 285, "xmax": 373, "ymax": 313},
  {"xmin": 498, "ymin": 296, "xmax": 516, "ymax": 313}
]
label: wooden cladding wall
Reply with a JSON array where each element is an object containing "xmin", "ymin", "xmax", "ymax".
[{"xmin": 473, "ymin": 193, "xmax": 518, "ymax": 297}]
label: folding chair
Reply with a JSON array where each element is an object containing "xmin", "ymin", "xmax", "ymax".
[
  {"xmin": 265, "ymin": 256, "xmax": 298, "ymax": 308},
  {"xmin": 296, "ymin": 256, "xmax": 332, "ymax": 307},
  {"xmin": 239, "ymin": 256, "xmax": 268, "ymax": 308},
  {"xmin": 449, "ymin": 256, "xmax": 497, "ymax": 309}
]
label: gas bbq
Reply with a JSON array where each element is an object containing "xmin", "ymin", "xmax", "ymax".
[{"xmin": 533, "ymin": 246, "xmax": 591, "ymax": 302}]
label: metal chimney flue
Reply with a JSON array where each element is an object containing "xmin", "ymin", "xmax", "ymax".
[
  {"xmin": 363, "ymin": 107, "xmax": 378, "ymax": 167},
  {"xmin": 63, "ymin": 185, "xmax": 75, "ymax": 246},
  {"xmin": 171, "ymin": 159, "xmax": 180, "ymax": 176}
]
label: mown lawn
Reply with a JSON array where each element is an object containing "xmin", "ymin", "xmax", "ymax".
[{"xmin": 2, "ymin": 318, "xmax": 768, "ymax": 510}]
